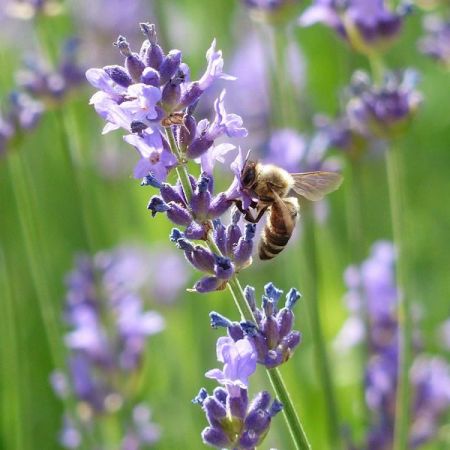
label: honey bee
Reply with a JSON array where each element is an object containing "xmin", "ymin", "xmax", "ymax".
[{"xmin": 239, "ymin": 160, "xmax": 343, "ymax": 260}]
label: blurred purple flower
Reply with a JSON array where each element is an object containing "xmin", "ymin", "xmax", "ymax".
[
  {"xmin": 50, "ymin": 245, "xmax": 177, "ymax": 448},
  {"xmin": 299, "ymin": 0, "xmax": 406, "ymax": 54},
  {"xmin": 418, "ymin": 15, "xmax": 450, "ymax": 68},
  {"xmin": 337, "ymin": 241, "xmax": 450, "ymax": 448}
]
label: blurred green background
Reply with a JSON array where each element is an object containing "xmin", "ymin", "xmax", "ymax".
[{"xmin": 1, "ymin": 0, "xmax": 450, "ymax": 449}]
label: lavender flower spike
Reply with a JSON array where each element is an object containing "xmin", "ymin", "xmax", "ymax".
[{"xmin": 51, "ymin": 247, "xmax": 166, "ymax": 449}]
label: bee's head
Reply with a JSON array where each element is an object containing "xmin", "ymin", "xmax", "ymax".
[{"xmin": 241, "ymin": 160, "xmax": 257, "ymax": 189}]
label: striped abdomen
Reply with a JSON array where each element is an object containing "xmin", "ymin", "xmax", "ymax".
[{"xmin": 259, "ymin": 198, "xmax": 299, "ymax": 260}]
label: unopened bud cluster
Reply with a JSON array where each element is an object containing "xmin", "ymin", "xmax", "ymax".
[{"xmin": 194, "ymin": 387, "xmax": 282, "ymax": 449}]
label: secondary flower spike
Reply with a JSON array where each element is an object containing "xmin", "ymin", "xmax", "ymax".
[
  {"xmin": 334, "ymin": 241, "xmax": 450, "ymax": 448},
  {"xmin": 210, "ymin": 282, "xmax": 302, "ymax": 369},
  {"xmin": 50, "ymin": 247, "xmax": 165, "ymax": 449},
  {"xmin": 195, "ymin": 332, "xmax": 282, "ymax": 449}
]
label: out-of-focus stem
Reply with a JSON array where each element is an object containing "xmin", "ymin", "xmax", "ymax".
[
  {"xmin": 165, "ymin": 128, "xmax": 311, "ymax": 450},
  {"xmin": 386, "ymin": 144, "xmax": 412, "ymax": 450},
  {"xmin": 367, "ymin": 52, "xmax": 412, "ymax": 450},
  {"xmin": 302, "ymin": 206, "xmax": 342, "ymax": 448},
  {"xmin": 345, "ymin": 157, "xmax": 371, "ymax": 425},
  {"xmin": 6, "ymin": 153, "xmax": 63, "ymax": 367}
]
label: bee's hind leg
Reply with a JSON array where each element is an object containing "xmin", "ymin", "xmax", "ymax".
[{"xmin": 232, "ymin": 200, "xmax": 267, "ymax": 224}]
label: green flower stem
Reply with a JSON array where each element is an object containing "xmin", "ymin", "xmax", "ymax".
[
  {"xmin": 302, "ymin": 206, "xmax": 342, "ymax": 448},
  {"xmin": 386, "ymin": 144, "xmax": 412, "ymax": 450},
  {"xmin": 0, "ymin": 249, "xmax": 26, "ymax": 450},
  {"xmin": 345, "ymin": 157, "xmax": 370, "ymax": 425},
  {"xmin": 165, "ymin": 128, "xmax": 311, "ymax": 450},
  {"xmin": 367, "ymin": 53, "xmax": 412, "ymax": 450}
]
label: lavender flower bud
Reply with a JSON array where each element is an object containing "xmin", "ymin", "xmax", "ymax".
[
  {"xmin": 169, "ymin": 228, "xmax": 184, "ymax": 243},
  {"xmin": 147, "ymin": 196, "xmax": 170, "ymax": 216},
  {"xmin": 161, "ymin": 73, "xmax": 183, "ymax": 110},
  {"xmin": 141, "ymin": 67, "xmax": 160, "ymax": 86},
  {"xmin": 103, "ymin": 65, "xmax": 132, "ymax": 87},
  {"xmin": 178, "ymin": 114, "xmax": 196, "ymax": 149},
  {"xmin": 203, "ymin": 397, "xmax": 227, "ymax": 426},
  {"xmin": 233, "ymin": 224, "xmax": 255, "ymax": 267},
  {"xmin": 238, "ymin": 430, "xmax": 260, "ymax": 448},
  {"xmin": 192, "ymin": 388, "xmax": 208, "ymax": 405},
  {"xmin": 176, "ymin": 238, "xmax": 194, "ymax": 252},
  {"xmin": 264, "ymin": 282, "xmax": 283, "ymax": 306},
  {"xmin": 225, "ymin": 222, "xmax": 242, "ymax": 256},
  {"xmin": 193, "ymin": 276, "xmax": 222, "ymax": 293},
  {"xmin": 179, "ymin": 82, "xmax": 203, "ymax": 109},
  {"xmin": 159, "ymin": 50, "xmax": 182, "ymax": 85},
  {"xmin": 285, "ymin": 288, "xmax": 301, "ymax": 309},
  {"xmin": 213, "ymin": 387, "xmax": 228, "ymax": 405},
  {"xmin": 270, "ymin": 399, "xmax": 283, "ymax": 417},
  {"xmin": 186, "ymin": 136, "xmax": 214, "ymax": 159},
  {"xmin": 188, "ymin": 245, "xmax": 215, "ymax": 273},
  {"xmin": 208, "ymin": 194, "xmax": 233, "ymax": 219},
  {"xmin": 262, "ymin": 316, "xmax": 280, "ymax": 349},
  {"xmin": 190, "ymin": 174, "xmax": 212, "ymax": 220},
  {"xmin": 140, "ymin": 23, "xmax": 165, "ymax": 69},
  {"xmin": 214, "ymin": 256, "xmax": 234, "ymax": 280},
  {"xmin": 277, "ymin": 308, "xmax": 294, "ymax": 339},
  {"xmin": 244, "ymin": 286, "xmax": 256, "ymax": 311},
  {"xmin": 201, "ymin": 427, "xmax": 231, "ymax": 448},
  {"xmin": 281, "ymin": 331, "xmax": 302, "ymax": 354},
  {"xmin": 185, "ymin": 221, "xmax": 207, "ymax": 240},
  {"xmin": 114, "ymin": 36, "xmax": 145, "ymax": 82},
  {"xmin": 160, "ymin": 183, "xmax": 184, "ymax": 204},
  {"xmin": 166, "ymin": 206, "xmax": 191, "ymax": 227},
  {"xmin": 244, "ymin": 409, "xmax": 271, "ymax": 435},
  {"xmin": 210, "ymin": 311, "xmax": 232, "ymax": 329},
  {"xmin": 228, "ymin": 393, "xmax": 248, "ymax": 420},
  {"xmin": 140, "ymin": 174, "xmax": 162, "ymax": 188},
  {"xmin": 213, "ymin": 220, "xmax": 227, "ymax": 256}
]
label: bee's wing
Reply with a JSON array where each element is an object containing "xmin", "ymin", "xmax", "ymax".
[{"xmin": 290, "ymin": 171, "xmax": 343, "ymax": 201}]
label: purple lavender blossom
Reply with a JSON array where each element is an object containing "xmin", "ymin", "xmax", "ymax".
[
  {"xmin": 418, "ymin": 15, "xmax": 450, "ymax": 68},
  {"xmin": 51, "ymin": 246, "xmax": 166, "ymax": 448},
  {"xmin": 299, "ymin": 0, "xmax": 407, "ymax": 54},
  {"xmin": 205, "ymin": 336, "xmax": 257, "ymax": 396},
  {"xmin": 86, "ymin": 24, "xmax": 244, "ymax": 180},
  {"xmin": 336, "ymin": 241, "xmax": 450, "ymax": 449}
]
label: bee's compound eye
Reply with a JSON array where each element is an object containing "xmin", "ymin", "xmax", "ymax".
[{"xmin": 242, "ymin": 166, "xmax": 255, "ymax": 187}]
